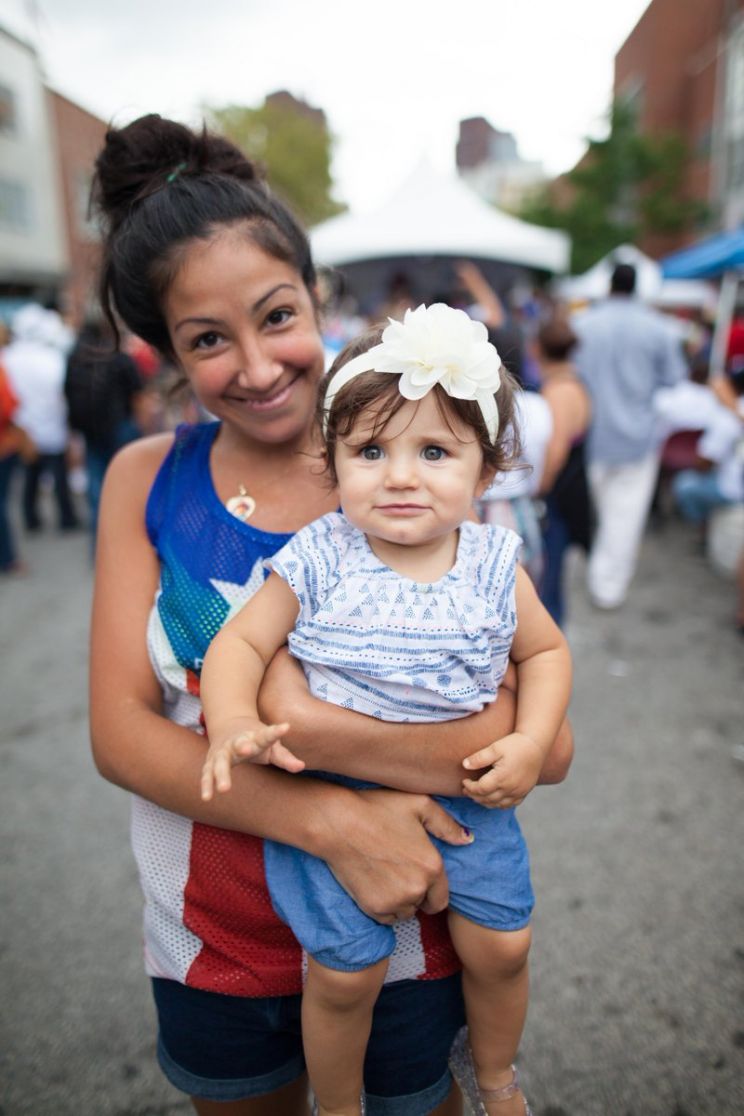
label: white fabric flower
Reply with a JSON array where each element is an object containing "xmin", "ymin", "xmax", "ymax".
[{"xmin": 323, "ymin": 303, "xmax": 503, "ymax": 442}]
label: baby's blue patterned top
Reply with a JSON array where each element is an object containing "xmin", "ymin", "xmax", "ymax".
[{"xmin": 267, "ymin": 513, "xmax": 521, "ymax": 723}]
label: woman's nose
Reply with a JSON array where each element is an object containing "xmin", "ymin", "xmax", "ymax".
[{"xmin": 235, "ymin": 336, "xmax": 282, "ymax": 391}]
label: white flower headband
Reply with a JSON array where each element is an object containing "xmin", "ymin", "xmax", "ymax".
[{"xmin": 323, "ymin": 302, "xmax": 503, "ymax": 443}]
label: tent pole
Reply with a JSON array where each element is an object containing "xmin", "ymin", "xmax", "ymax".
[{"xmin": 709, "ymin": 270, "xmax": 740, "ymax": 377}]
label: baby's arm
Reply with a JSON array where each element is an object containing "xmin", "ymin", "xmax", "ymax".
[
  {"xmin": 462, "ymin": 566, "xmax": 572, "ymax": 808},
  {"xmin": 200, "ymin": 573, "xmax": 304, "ymax": 799}
]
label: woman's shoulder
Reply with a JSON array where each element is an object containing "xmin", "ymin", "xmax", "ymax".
[
  {"xmin": 104, "ymin": 431, "xmax": 176, "ymax": 489},
  {"xmin": 543, "ymin": 375, "xmax": 591, "ymax": 434}
]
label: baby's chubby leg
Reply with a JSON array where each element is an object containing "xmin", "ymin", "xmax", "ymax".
[
  {"xmin": 303, "ymin": 954, "xmax": 388, "ymax": 1116},
  {"xmin": 448, "ymin": 912, "xmax": 531, "ymax": 1115}
]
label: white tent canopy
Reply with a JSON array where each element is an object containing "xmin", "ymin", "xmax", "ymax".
[
  {"xmin": 555, "ymin": 244, "xmax": 717, "ymax": 310},
  {"xmin": 311, "ymin": 161, "xmax": 570, "ymax": 275}
]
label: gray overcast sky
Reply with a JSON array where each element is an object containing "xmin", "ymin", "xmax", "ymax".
[{"xmin": 2, "ymin": 0, "xmax": 651, "ymax": 212}]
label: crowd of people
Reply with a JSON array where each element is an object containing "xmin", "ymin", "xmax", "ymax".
[
  {"xmin": 0, "ymin": 110, "xmax": 742, "ymax": 1116},
  {"xmin": 0, "ymin": 303, "xmax": 189, "ymax": 571},
  {"xmin": 322, "ymin": 258, "xmax": 744, "ymax": 636}
]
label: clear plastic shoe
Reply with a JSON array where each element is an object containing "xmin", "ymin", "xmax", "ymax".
[
  {"xmin": 311, "ymin": 1092, "xmax": 366, "ymax": 1115},
  {"xmin": 448, "ymin": 1026, "xmax": 533, "ymax": 1115}
]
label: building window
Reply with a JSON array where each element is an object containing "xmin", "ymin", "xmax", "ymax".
[
  {"xmin": 0, "ymin": 179, "xmax": 30, "ymax": 231},
  {"xmin": 0, "ymin": 85, "xmax": 17, "ymax": 135}
]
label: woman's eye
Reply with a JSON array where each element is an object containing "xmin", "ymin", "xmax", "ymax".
[
  {"xmin": 266, "ymin": 307, "xmax": 293, "ymax": 327},
  {"xmin": 422, "ymin": 445, "xmax": 447, "ymax": 461},
  {"xmin": 360, "ymin": 445, "xmax": 383, "ymax": 461},
  {"xmin": 194, "ymin": 331, "xmax": 223, "ymax": 350}
]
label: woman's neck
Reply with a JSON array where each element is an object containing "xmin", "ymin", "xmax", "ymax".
[
  {"xmin": 210, "ymin": 422, "xmax": 336, "ymax": 534},
  {"xmin": 539, "ymin": 358, "xmax": 576, "ymax": 383}
]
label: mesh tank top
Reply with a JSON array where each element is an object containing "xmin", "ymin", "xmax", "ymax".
[{"xmin": 133, "ymin": 421, "xmax": 459, "ymax": 996}]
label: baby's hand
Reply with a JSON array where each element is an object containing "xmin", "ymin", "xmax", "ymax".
[
  {"xmin": 200, "ymin": 721, "xmax": 303, "ymax": 801},
  {"xmin": 461, "ymin": 732, "xmax": 544, "ymax": 808}
]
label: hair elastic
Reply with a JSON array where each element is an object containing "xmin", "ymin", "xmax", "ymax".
[{"xmin": 166, "ymin": 162, "xmax": 187, "ymax": 184}]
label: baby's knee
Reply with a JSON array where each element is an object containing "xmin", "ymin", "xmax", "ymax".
[
  {"xmin": 306, "ymin": 956, "xmax": 387, "ymax": 1011},
  {"xmin": 479, "ymin": 926, "xmax": 532, "ymax": 980}
]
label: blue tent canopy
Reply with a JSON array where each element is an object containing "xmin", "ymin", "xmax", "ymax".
[{"xmin": 660, "ymin": 226, "xmax": 744, "ymax": 278}]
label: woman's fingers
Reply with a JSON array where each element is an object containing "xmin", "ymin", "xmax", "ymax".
[{"xmin": 419, "ymin": 798, "xmax": 474, "ymax": 846}]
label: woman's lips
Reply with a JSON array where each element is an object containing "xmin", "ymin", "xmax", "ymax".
[{"xmin": 228, "ymin": 372, "xmax": 302, "ymax": 413}]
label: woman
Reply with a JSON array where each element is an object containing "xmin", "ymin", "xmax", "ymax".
[
  {"xmin": 535, "ymin": 318, "xmax": 592, "ymax": 627},
  {"xmin": 90, "ymin": 114, "xmax": 572, "ymax": 1116}
]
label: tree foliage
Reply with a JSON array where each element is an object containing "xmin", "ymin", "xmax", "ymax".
[
  {"xmin": 207, "ymin": 96, "xmax": 346, "ymax": 228},
  {"xmin": 519, "ymin": 100, "xmax": 708, "ymax": 273}
]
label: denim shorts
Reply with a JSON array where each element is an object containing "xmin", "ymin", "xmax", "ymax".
[{"xmin": 152, "ymin": 973, "xmax": 465, "ymax": 1114}]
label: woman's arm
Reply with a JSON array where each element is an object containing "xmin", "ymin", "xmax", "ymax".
[
  {"xmin": 258, "ymin": 648, "xmax": 573, "ymax": 794},
  {"xmin": 455, "ymin": 261, "xmax": 506, "ymax": 329},
  {"xmin": 90, "ymin": 440, "xmax": 471, "ymax": 921},
  {"xmin": 539, "ymin": 379, "xmax": 590, "ymax": 494}
]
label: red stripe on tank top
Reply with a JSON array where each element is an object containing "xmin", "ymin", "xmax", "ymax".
[
  {"xmin": 415, "ymin": 909, "xmax": 462, "ymax": 981},
  {"xmin": 183, "ymin": 824, "xmax": 304, "ymax": 996}
]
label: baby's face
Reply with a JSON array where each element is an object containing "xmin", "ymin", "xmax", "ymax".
[{"xmin": 333, "ymin": 392, "xmax": 491, "ymax": 553}]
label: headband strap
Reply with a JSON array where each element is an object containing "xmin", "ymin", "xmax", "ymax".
[{"xmin": 323, "ymin": 303, "xmax": 502, "ymax": 443}]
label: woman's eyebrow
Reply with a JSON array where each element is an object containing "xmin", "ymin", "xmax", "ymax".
[
  {"xmin": 174, "ymin": 315, "xmax": 222, "ymax": 335},
  {"xmin": 252, "ymin": 283, "xmax": 297, "ymax": 311}
]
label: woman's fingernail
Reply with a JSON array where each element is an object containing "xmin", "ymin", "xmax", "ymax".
[
  {"xmin": 462, "ymin": 827, "xmax": 474, "ymax": 842},
  {"xmin": 463, "ymin": 759, "xmax": 471, "ymax": 769}
]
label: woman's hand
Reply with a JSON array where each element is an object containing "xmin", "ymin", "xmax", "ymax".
[{"xmin": 321, "ymin": 789, "xmax": 474, "ymax": 924}]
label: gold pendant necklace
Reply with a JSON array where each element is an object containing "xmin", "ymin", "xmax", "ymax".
[{"xmin": 226, "ymin": 484, "xmax": 256, "ymax": 523}]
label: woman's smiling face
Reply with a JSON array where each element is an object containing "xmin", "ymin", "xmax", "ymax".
[{"xmin": 163, "ymin": 225, "xmax": 326, "ymax": 447}]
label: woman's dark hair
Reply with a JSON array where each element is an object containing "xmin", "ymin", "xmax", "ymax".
[
  {"xmin": 537, "ymin": 317, "xmax": 577, "ymax": 361},
  {"xmin": 318, "ymin": 324, "xmax": 522, "ymax": 483},
  {"xmin": 92, "ymin": 114, "xmax": 317, "ymax": 359}
]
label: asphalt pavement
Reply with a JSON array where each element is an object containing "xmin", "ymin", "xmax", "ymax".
[{"xmin": 1, "ymin": 501, "xmax": 742, "ymax": 1116}]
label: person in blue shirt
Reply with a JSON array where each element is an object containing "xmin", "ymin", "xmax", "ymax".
[{"xmin": 573, "ymin": 263, "xmax": 686, "ymax": 609}]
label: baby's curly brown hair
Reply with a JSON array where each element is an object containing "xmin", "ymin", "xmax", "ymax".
[{"xmin": 317, "ymin": 323, "xmax": 523, "ymax": 485}]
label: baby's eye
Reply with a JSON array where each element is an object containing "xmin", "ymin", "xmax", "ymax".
[
  {"xmin": 422, "ymin": 445, "xmax": 447, "ymax": 461},
  {"xmin": 193, "ymin": 330, "xmax": 224, "ymax": 350},
  {"xmin": 360, "ymin": 445, "xmax": 384, "ymax": 461}
]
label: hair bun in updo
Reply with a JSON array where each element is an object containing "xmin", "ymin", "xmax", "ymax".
[{"xmin": 93, "ymin": 113, "xmax": 264, "ymax": 231}]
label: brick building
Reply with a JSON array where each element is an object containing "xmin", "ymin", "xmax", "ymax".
[
  {"xmin": 48, "ymin": 90, "xmax": 107, "ymax": 326},
  {"xmin": 455, "ymin": 117, "xmax": 545, "ymax": 212},
  {"xmin": 615, "ymin": 0, "xmax": 744, "ymax": 254}
]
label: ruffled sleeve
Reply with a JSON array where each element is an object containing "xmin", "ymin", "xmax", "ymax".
[{"xmin": 265, "ymin": 511, "xmax": 347, "ymax": 623}]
